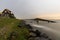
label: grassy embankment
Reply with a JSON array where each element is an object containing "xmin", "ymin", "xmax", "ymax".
[{"xmin": 0, "ymin": 17, "xmax": 29, "ymax": 40}]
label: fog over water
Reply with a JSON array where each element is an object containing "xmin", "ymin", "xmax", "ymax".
[{"xmin": 25, "ymin": 20, "xmax": 60, "ymax": 40}]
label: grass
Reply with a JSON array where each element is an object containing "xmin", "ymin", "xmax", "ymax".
[{"xmin": 0, "ymin": 17, "xmax": 29, "ymax": 40}]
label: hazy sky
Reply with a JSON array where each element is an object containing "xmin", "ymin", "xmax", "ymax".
[{"xmin": 0, "ymin": 0, "xmax": 60, "ymax": 19}]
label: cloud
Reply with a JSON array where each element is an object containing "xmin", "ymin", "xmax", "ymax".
[{"xmin": 0, "ymin": 0, "xmax": 60, "ymax": 19}]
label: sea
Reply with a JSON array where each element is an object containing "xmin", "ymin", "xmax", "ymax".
[{"xmin": 24, "ymin": 19, "xmax": 60, "ymax": 40}]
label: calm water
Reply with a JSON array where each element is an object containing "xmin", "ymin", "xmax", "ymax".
[{"xmin": 25, "ymin": 20, "xmax": 60, "ymax": 40}]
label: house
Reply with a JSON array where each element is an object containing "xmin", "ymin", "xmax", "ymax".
[{"xmin": 0, "ymin": 9, "xmax": 15, "ymax": 18}]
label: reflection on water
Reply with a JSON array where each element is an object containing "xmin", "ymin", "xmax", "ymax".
[{"xmin": 25, "ymin": 20, "xmax": 60, "ymax": 40}]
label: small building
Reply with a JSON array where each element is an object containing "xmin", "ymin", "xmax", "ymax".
[
  {"xmin": 2, "ymin": 9, "xmax": 11, "ymax": 17},
  {"xmin": 0, "ymin": 9, "xmax": 15, "ymax": 18}
]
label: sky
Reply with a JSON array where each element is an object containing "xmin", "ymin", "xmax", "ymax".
[{"xmin": 0, "ymin": 0, "xmax": 60, "ymax": 19}]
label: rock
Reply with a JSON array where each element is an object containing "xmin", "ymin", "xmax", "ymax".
[
  {"xmin": 7, "ymin": 32, "xmax": 17, "ymax": 40},
  {"xmin": 26, "ymin": 24, "xmax": 33, "ymax": 29},
  {"xmin": 41, "ymin": 33, "xmax": 48, "ymax": 38}
]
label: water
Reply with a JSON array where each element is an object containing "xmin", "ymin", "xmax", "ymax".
[
  {"xmin": 30, "ymin": 24, "xmax": 60, "ymax": 40},
  {"xmin": 24, "ymin": 20, "xmax": 60, "ymax": 40}
]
